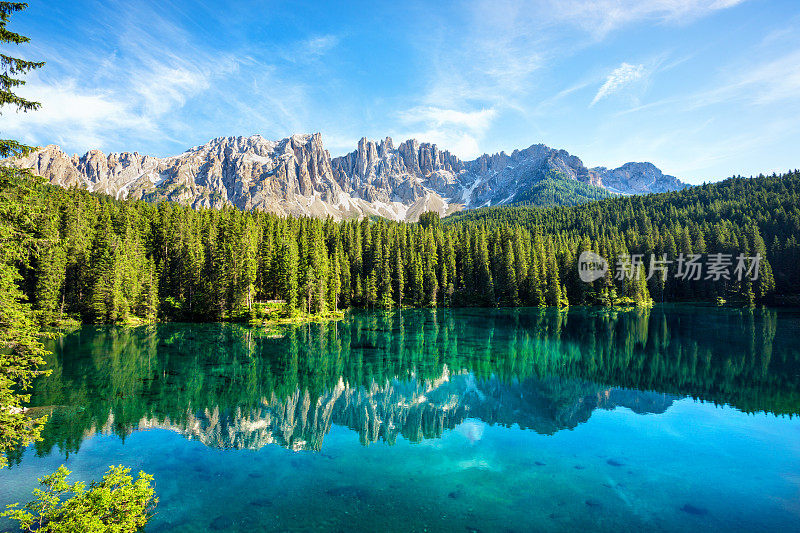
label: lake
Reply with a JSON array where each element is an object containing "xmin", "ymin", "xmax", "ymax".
[{"xmin": 1, "ymin": 305, "xmax": 799, "ymax": 532}]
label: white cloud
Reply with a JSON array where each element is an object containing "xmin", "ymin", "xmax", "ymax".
[
  {"xmin": 0, "ymin": 51, "xmax": 236, "ymax": 154},
  {"xmin": 280, "ymin": 34, "xmax": 341, "ymax": 64},
  {"xmin": 0, "ymin": 1, "xmax": 307, "ymax": 156},
  {"xmin": 591, "ymin": 63, "xmax": 646, "ymax": 106},
  {"xmin": 302, "ymin": 35, "xmax": 340, "ymax": 57},
  {"xmin": 397, "ymin": 128, "xmax": 484, "ymax": 160},
  {"xmin": 398, "ymin": 0, "xmax": 744, "ymax": 157},
  {"xmin": 693, "ymin": 49, "xmax": 800, "ymax": 107},
  {"xmin": 393, "ymin": 106, "xmax": 497, "ymax": 159},
  {"xmin": 616, "ymin": 48, "xmax": 800, "ymax": 116},
  {"xmin": 398, "ymin": 106, "xmax": 497, "ymax": 133},
  {"xmin": 132, "ymin": 61, "xmax": 217, "ymax": 116},
  {"xmin": 0, "ymin": 75, "xmax": 154, "ymax": 152},
  {"xmin": 544, "ymin": 0, "xmax": 748, "ymax": 37},
  {"xmin": 745, "ymin": 50, "xmax": 800, "ymax": 105}
]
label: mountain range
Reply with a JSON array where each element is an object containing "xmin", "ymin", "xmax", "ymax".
[
  {"xmin": 84, "ymin": 369, "xmax": 676, "ymax": 452},
  {"xmin": 5, "ymin": 133, "xmax": 688, "ymax": 221}
]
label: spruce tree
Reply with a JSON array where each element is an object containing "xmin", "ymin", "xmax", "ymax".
[
  {"xmin": 87, "ymin": 214, "xmax": 122, "ymax": 322},
  {"xmin": 278, "ymin": 238, "xmax": 299, "ymax": 312},
  {"xmin": 0, "ymin": 2, "xmax": 44, "ymax": 158}
]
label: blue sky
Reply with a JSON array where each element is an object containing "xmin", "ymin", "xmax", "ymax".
[{"xmin": 4, "ymin": 0, "xmax": 800, "ymax": 183}]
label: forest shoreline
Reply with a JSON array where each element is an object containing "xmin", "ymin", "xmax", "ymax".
[
  {"xmin": 5, "ymin": 169, "xmax": 797, "ymax": 330},
  {"xmin": 43, "ymin": 298, "xmax": 800, "ymax": 331}
]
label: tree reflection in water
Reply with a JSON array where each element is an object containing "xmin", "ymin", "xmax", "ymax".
[{"xmin": 10, "ymin": 305, "xmax": 799, "ymax": 464}]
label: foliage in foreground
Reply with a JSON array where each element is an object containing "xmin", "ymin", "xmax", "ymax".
[
  {"xmin": 0, "ymin": 257, "xmax": 50, "ymax": 469},
  {"xmin": 2, "ymin": 465, "xmax": 157, "ymax": 532},
  {"xmin": 1, "ymin": 13, "xmax": 156, "ymax": 533},
  {"xmin": 0, "ymin": 0, "xmax": 54, "ymax": 467}
]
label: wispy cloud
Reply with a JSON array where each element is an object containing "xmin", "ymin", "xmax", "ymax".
[
  {"xmin": 2, "ymin": 53, "xmax": 237, "ymax": 153},
  {"xmin": 392, "ymin": 1, "xmax": 548, "ymax": 157},
  {"xmin": 396, "ymin": 0, "xmax": 744, "ymax": 157},
  {"xmin": 303, "ymin": 35, "xmax": 340, "ymax": 56},
  {"xmin": 398, "ymin": 107, "xmax": 497, "ymax": 133},
  {"xmin": 591, "ymin": 62, "xmax": 646, "ymax": 106},
  {"xmin": 132, "ymin": 60, "xmax": 219, "ymax": 116},
  {"xmin": 0, "ymin": 1, "xmax": 314, "ymax": 156},
  {"xmin": 689, "ymin": 49, "xmax": 800, "ymax": 107},
  {"xmin": 544, "ymin": 0, "xmax": 748, "ymax": 38},
  {"xmin": 745, "ymin": 49, "xmax": 800, "ymax": 105},
  {"xmin": 393, "ymin": 106, "xmax": 497, "ymax": 158},
  {"xmin": 1, "ymin": 74, "xmax": 153, "ymax": 151},
  {"xmin": 281, "ymin": 34, "xmax": 341, "ymax": 63},
  {"xmin": 2, "ymin": 0, "xmax": 768, "ymax": 182},
  {"xmin": 617, "ymin": 48, "xmax": 800, "ymax": 116}
]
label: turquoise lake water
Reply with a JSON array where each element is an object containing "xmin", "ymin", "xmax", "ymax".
[{"xmin": 1, "ymin": 305, "xmax": 799, "ymax": 532}]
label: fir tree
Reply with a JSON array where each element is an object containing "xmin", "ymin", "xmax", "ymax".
[{"xmin": 0, "ymin": 1, "xmax": 44, "ymax": 158}]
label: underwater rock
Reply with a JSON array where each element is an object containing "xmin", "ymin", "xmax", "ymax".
[
  {"xmin": 680, "ymin": 503, "xmax": 709, "ymax": 516},
  {"xmin": 210, "ymin": 515, "xmax": 234, "ymax": 530},
  {"xmin": 250, "ymin": 497, "xmax": 273, "ymax": 507}
]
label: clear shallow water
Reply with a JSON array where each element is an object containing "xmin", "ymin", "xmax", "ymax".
[{"xmin": 1, "ymin": 305, "xmax": 800, "ymax": 532}]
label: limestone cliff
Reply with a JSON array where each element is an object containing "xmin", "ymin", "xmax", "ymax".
[{"xmin": 5, "ymin": 134, "xmax": 688, "ymax": 221}]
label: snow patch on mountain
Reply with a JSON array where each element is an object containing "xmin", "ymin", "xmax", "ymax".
[{"xmin": 4, "ymin": 133, "xmax": 688, "ymax": 221}]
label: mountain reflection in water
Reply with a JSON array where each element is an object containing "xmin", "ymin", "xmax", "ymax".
[{"xmin": 13, "ymin": 305, "xmax": 799, "ymax": 461}]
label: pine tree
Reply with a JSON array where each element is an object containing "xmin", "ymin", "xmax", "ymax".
[
  {"xmin": 87, "ymin": 214, "xmax": 123, "ymax": 322},
  {"xmin": 392, "ymin": 241, "xmax": 404, "ymax": 308},
  {"xmin": 32, "ymin": 214, "xmax": 67, "ymax": 320},
  {"xmin": 277, "ymin": 238, "xmax": 299, "ymax": 312},
  {"xmin": 337, "ymin": 242, "xmax": 350, "ymax": 308},
  {"xmin": 0, "ymin": 2, "xmax": 45, "ymax": 158},
  {"xmin": 545, "ymin": 254, "xmax": 562, "ymax": 307},
  {"xmin": 443, "ymin": 234, "xmax": 456, "ymax": 305},
  {"xmin": 422, "ymin": 230, "xmax": 439, "ymax": 306},
  {"xmin": 475, "ymin": 230, "xmax": 494, "ymax": 305},
  {"xmin": 366, "ymin": 269, "xmax": 378, "ymax": 308},
  {"xmin": 410, "ymin": 249, "xmax": 424, "ymax": 306},
  {"xmin": 501, "ymin": 236, "xmax": 518, "ymax": 305},
  {"xmin": 328, "ymin": 248, "xmax": 341, "ymax": 312},
  {"xmin": 140, "ymin": 257, "xmax": 159, "ymax": 321},
  {"xmin": 749, "ymin": 225, "xmax": 775, "ymax": 300},
  {"xmin": 310, "ymin": 223, "xmax": 329, "ymax": 313}
]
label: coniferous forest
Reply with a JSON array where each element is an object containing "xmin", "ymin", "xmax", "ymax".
[{"xmin": 2, "ymin": 166, "xmax": 798, "ymax": 324}]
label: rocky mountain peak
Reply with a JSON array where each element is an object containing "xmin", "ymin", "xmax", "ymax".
[
  {"xmin": 122, "ymin": 371, "xmax": 676, "ymax": 451},
  {"xmin": 591, "ymin": 161, "xmax": 687, "ymax": 195},
  {"xmin": 4, "ymin": 133, "xmax": 688, "ymax": 221}
]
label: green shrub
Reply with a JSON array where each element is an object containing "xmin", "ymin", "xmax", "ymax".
[{"xmin": 2, "ymin": 465, "xmax": 157, "ymax": 532}]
